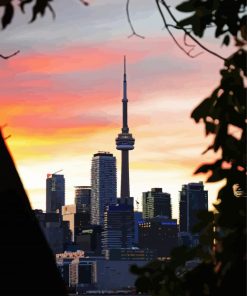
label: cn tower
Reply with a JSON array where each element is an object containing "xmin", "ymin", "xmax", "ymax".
[{"xmin": 116, "ymin": 56, "xmax": 135, "ymax": 200}]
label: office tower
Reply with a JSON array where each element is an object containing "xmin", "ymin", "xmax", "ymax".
[
  {"xmin": 179, "ymin": 181, "xmax": 208, "ymax": 233},
  {"xmin": 62, "ymin": 204, "xmax": 90, "ymax": 242},
  {"xmin": 102, "ymin": 204, "xmax": 135, "ymax": 251},
  {"xmin": 142, "ymin": 188, "xmax": 172, "ymax": 219},
  {"xmin": 74, "ymin": 186, "xmax": 91, "ymax": 213},
  {"xmin": 138, "ymin": 216, "xmax": 178, "ymax": 257},
  {"xmin": 46, "ymin": 173, "xmax": 65, "ymax": 214},
  {"xmin": 91, "ymin": 152, "xmax": 117, "ymax": 226},
  {"xmin": 76, "ymin": 225, "xmax": 103, "ymax": 255},
  {"xmin": 116, "ymin": 56, "xmax": 135, "ymax": 200}
]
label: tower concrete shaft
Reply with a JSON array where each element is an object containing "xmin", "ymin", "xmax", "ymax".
[
  {"xmin": 116, "ymin": 57, "xmax": 135, "ymax": 200},
  {"xmin": 121, "ymin": 150, "xmax": 129, "ymax": 198}
]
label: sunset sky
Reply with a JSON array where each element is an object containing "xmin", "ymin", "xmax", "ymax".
[{"xmin": 0, "ymin": 0, "xmax": 233, "ymax": 219}]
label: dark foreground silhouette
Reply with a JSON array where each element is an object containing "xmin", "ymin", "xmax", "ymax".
[{"xmin": 0, "ymin": 130, "xmax": 67, "ymax": 295}]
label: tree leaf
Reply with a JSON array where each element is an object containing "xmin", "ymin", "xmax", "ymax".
[
  {"xmin": 176, "ymin": 0, "xmax": 196, "ymax": 13},
  {"xmin": 2, "ymin": 2, "xmax": 14, "ymax": 29},
  {"xmin": 191, "ymin": 98, "xmax": 214, "ymax": 123},
  {"xmin": 222, "ymin": 35, "xmax": 230, "ymax": 46},
  {"xmin": 19, "ymin": 0, "xmax": 33, "ymax": 13},
  {"xmin": 207, "ymin": 168, "xmax": 228, "ymax": 182}
]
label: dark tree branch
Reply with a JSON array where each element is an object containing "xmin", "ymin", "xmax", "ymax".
[
  {"xmin": 156, "ymin": 0, "xmax": 203, "ymax": 58},
  {"xmin": 0, "ymin": 50, "xmax": 20, "ymax": 59},
  {"xmin": 47, "ymin": 3, "xmax": 56, "ymax": 20},
  {"xmin": 183, "ymin": 32, "xmax": 196, "ymax": 48},
  {"xmin": 126, "ymin": 0, "xmax": 226, "ymax": 60},
  {"xmin": 126, "ymin": 0, "xmax": 145, "ymax": 39},
  {"xmin": 167, "ymin": 23, "xmax": 203, "ymax": 57},
  {"xmin": 159, "ymin": 0, "xmax": 226, "ymax": 61}
]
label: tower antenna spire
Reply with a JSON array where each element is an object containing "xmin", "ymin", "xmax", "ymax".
[{"xmin": 124, "ymin": 55, "xmax": 126, "ymax": 76}]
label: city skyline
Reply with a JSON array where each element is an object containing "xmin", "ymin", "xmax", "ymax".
[{"xmin": 0, "ymin": 0, "xmax": 230, "ymax": 218}]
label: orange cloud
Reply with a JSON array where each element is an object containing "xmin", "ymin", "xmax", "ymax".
[{"xmin": 4, "ymin": 44, "xmax": 149, "ymax": 74}]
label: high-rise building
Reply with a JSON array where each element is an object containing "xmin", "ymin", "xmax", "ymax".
[
  {"xmin": 179, "ymin": 181, "xmax": 208, "ymax": 233},
  {"xmin": 62, "ymin": 204, "xmax": 90, "ymax": 242},
  {"xmin": 142, "ymin": 188, "xmax": 172, "ymax": 219},
  {"xmin": 102, "ymin": 203, "xmax": 134, "ymax": 251},
  {"xmin": 46, "ymin": 173, "xmax": 65, "ymax": 214},
  {"xmin": 90, "ymin": 152, "xmax": 117, "ymax": 226},
  {"xmin": 76, "ymin": 225, "xmax": 103, "ymax": 255},
  {"xmin": 74, "ymin": 186, "xmax": 91, "ymax": 213}
]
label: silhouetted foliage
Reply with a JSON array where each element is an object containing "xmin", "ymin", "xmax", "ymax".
[
  {"xmin": 0, "ymin": 0, "xmax": 88, "ymax": 29},
  {"xmin": 131, "ymin": 1, "xmax": 246, "ymax": 295}
]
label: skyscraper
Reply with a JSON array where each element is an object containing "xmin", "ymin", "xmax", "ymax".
[
  {"xmin": 74, "ymin": 186, "xmax": 91, "ymax": 213},
  {"xmin": 90, "ymin": 152, "xmax": 117, "ymax": 226},
  {"xmin": 46, "ymin": 173, "xmax": 65, "ymax": 214},
  {"xmin": 179, "ymin": 181, "xmax": 208, "ymax": 233},
  {"xmin": 142, "ymin": 188, "xmax": 172, "ymax": 219},
  {"xmin": 116, "ymin": 56, "xmax": 135, "ymax": 200},
  {"xmin": 62, "ymin": 204, "xmax": 90, "ymax": 242},
  {"xmin": 102, "ymin": 204, "xmax": 134, "ymax": 251}
]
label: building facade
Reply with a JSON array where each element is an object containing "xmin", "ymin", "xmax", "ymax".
[
  {"xmin": 74, "ymin": 186, "xmax": 91, "ymax": 213},
  {"xmin": 62, "ymin": 204, "xmax": 90, "ymax": 242},
  {"xmin": 34, "ymin": 209, "xmax": 71, "ymax": 254},
  {"xmin": 179, "ymin": 181, "xmax": 208, "ymax": 233},
  {"xmin": 134, "ymin": 211, "xmax": 142, "ymax": 244},
  {"xmin": 102, "ymin": 203, "xmax": 134, "ymax": 251},
  {"xmin": 75, "ymin": 225, "xmax": 103, "ymax": 255},
  {"xmin": 105, "ymin": 248, "xmax": 156, "ymax": 261},
  {"xmin": 57, "ymin": 256, "xmax": 147, "ymax": 291},
  {"xmin": 91, "ymin": 152, "xmax": 117, "ymax": 226},
  {"xmin": 142, "ymin": 188, "xmax": 172, "ymax": 219},
  {"xmin": 138, "ymin": 216, "xmax": 178, "ymax": 257},
  {"xmin": 46, "ymin": 173, "xmax": 65, "ymax": 214}
]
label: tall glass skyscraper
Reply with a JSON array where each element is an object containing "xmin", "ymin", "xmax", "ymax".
[
  {"xmin": 102, "ymin": 204, "xmax": 134, "ymax": 251},
  {"xmin": 90, "ymin": 152, "xmax": 117, "ymax": 226},
  {"xmin": 179, "ymin": 181, "xmax": 208, "ymax": 233},
  {"xmin": 142, "ymin": 188, "xmax": 172, "ymax": 219},
  {"xmin": 74, "ymin": 186, "xmax": 91, "ymax": 213},
  {"xmin": 46, "ymin": 174, "xmax": 65, "ymax": 214}
]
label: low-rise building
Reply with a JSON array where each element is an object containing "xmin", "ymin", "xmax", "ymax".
[
  {"xmin": 138, "ymin": 216, "xmax": 178, "ymax": 257},
  {"xmin": 105, "ymin": 248, "xmax": 156, "ymax": 261}
]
